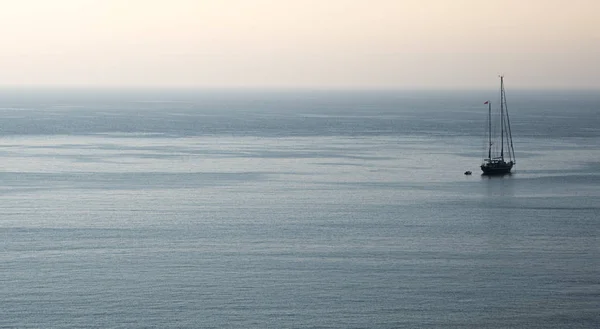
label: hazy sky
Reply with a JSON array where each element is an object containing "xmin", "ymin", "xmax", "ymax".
[{"xmin": 0, "ymin": 0, "xmax": 598, "ymax": 89}]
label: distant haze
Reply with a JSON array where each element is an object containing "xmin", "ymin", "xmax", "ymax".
[{"xmin": 0, "ymin": 0, "xmax": 598, "ymax": 89}]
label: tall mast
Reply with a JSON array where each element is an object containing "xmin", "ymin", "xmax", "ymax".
[
  {"xmin": 500, "ymin": 76, "xmax": 504, "ymax": 160},
  {"xmin": 488, "ymin": 101, "xmax": 492, "ymax": 159}
]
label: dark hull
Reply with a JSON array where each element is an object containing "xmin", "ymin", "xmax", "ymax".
[{"xmin": 480, "ymin": 163, "xmax": 513, "ymax": 175}]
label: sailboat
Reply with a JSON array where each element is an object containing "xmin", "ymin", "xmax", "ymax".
[{"xmin": 481, "ymin": 76, "xmax": 516, "ymax": 175}]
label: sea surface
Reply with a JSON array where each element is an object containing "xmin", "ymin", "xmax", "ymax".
[{"xmin": 1, "ymin": 88, "xmax": 598, "ymax": 328}]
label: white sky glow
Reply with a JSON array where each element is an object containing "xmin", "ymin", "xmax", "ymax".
[{"xmin": 0, "ymin": 0, "xmax": 598, "ymax": 89}]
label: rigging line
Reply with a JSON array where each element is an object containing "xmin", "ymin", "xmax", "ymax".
[
  {"xmin": 501, "ymin": 83, "xmax": 510, "ymax": 160},
  {"xmin": 503, "ymin": 89, "xmax": 516, "ymax": 164},
  {"xmin": 503, "ymin": 106, "xmax": 511, "ymax": 160}
]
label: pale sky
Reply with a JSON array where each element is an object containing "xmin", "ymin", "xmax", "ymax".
[{"xmin": 0, "ymin": 0, "xmax": 598, "ymax": 89}]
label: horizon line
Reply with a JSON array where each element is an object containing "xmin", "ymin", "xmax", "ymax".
[{"xmin": 0, "ymin": 85, "xmax": 598, "ymax": 92}]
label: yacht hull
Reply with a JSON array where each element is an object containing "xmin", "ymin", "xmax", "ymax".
[{"xmin": 481, "ymin": 162, "xmax": 513, "ymax": 175}]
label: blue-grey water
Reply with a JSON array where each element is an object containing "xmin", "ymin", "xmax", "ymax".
[{"xmin": 1, "ymin": 89, "xmax": 599, "ymax": 328}]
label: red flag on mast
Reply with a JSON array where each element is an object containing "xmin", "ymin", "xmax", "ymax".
[{"xmin": 484, "ymin": 101, "xmax": 489, "ymax": 104}]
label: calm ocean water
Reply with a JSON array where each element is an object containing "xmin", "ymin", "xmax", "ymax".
[{"xmin": 0, "ymin": 89, "xmax": 598, "ymax": 328}]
